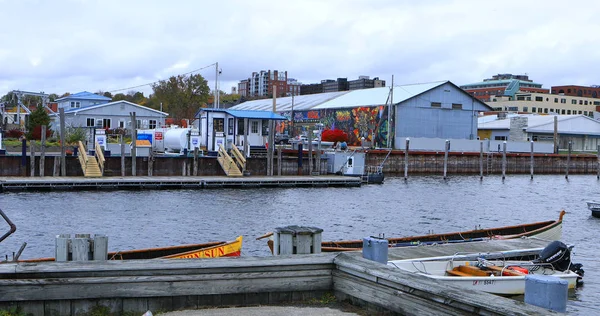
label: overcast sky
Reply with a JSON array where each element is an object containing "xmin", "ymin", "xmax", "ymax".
[{"xmin": 1, "ymin": 0, "xmax": 599, "ymax": 98}]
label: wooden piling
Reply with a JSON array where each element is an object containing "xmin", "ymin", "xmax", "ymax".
[
  {"xmin": 147, "ymin": 151, "xmax": 153, "ymax": 176},
  {"xmin": 130, "ymin": 112, "xmax": 137, "ymax": 176},
  {"xmin": 120, "ymin": 134, "xmax": 125, "ymax": 177},
  {"xmin": 404, "ymin": 138, "xmax": 409, "ymax": 180},
  {"xmin": 308, "ymin": 132, "xmax": 313, "ymax": 174},
  {"xmin": 59, "ymin": 108, "xmax": 66, "ymax": 176},
  {"xmin": 479, "ymin": 141, "xmax": 483, "ymax": 181},
  {"xmin": 193, "ymin": 147, "xmax": 199, "ymax": 176},
  {"xmin": 566, "ymin": 141, "xmax": 571, "ymax": 180},
  {"xmin": 29, "ymin": 141, "xmax": 35, "ymax": 177},
  {"xmin": 40, "ymin": 125, "xmax": 46, "ymax": 177},
  {"xmin": 502, "ymin": 141, "xmax": 507, "ymax": 180},
  {"xmin": 443, "ymin": 140, "xmax": 449, "ymax": 180},
  {"xmin": 277, "ymin": 145, "xmax": 282, "ymax": 176},
  {"xmin": 53, "ymin": 156, "xmax": 60, "ymax": 176},
  {"xmin": 530, "ymin": 140, "xmax": 534, "ymax": 180}
]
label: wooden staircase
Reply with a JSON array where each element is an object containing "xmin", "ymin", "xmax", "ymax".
[
  {"xmin": 77, "ymin": 141, "xmax": 104, "ymax": 178},
  {"xmin": 217, "ymin": 144, "xmax": 243, "ymax": 177}
]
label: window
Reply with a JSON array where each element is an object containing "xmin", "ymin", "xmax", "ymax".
[
  {"xmin": 579, "ymin": 100, "xmax": 583, "ymax": 105},
  {"xmin": 238, "ymin": 119, "xmax": 245, "ymax": 135},
  {"xmin": 228, "ymin": 118, "xmax": 234, "ymax": 135},
  {"xmin": 544, "ymin": 108, "xmax": 549, "ymax": 113},
  {"xmin": 86, "ymin": 118, "xmax": 95, "ymax": 127},
  {"xmin": 251, "ymin": 121, "xmax": 259, "ymax": 133},
  {"xmin": 70, "ymin": 101, "xmax": 80, "ymax": 108},
  {"xmin": 213, "ymin": 118, "xmax": 224, "ymax": 133},
  {"xmin": 584, "ymin": 111, "xmax": 589, "ymax": 116},
  {"xmin": 532, "ymin": 107, "xmax": 536, "ymax": 112},
  {"xmin": 594, "ymin": 101, "xmax": 600, "ymax": 106},
  {"xmin": 119, "ymin": 120, "xmax": 125, "ymax": 128},
  {"xmin": 494, "ymin": 136, "xmax": 507, "ymax": 141},
  {"xmin": 554, "ymin": 98, "xmax": 558, "ymax": 103},
  {"xmin": 523, "ymin": 107, "xmax": 528, "ymax": 112},
  {"xmin": 561, "ymin": 109, "xmax": 565, "ymax": 114},
  {"xmin": 538, "ymin": 108, "xmax": 543, "ymax": 113},
  {"xmin": 142, "ymin": 120, "xmax": 148, "ymax": 129},
  {"xmin": 535, "ymin": 96, "xmax": 543, "ymax": 102},
  {"xmin": 585, "ymin": 101, "xmax": 588, "ymax": 105},
  {"xmin": 517, "ymin": 95, "xmax": 525, "ymax": 101},
  {"xmin": 508, "ymin": 106, "xmax": 518, "ymax": 111},
  {"xmin": 431, "ymin": 102, "xmax": 441, "ymax": 108},
  {"xmin": 526, "ymin": 97, "xmax": 531, "ymax": 101},
  {"xmin": 567, "ymin": 110, "xmax": 571, "ymax": 114},
  {"xmin": 561, "ymin": 98, "xmax": 566, "ymax": 104},
  {"xmin": 451, "ymin": 103, "xmax": 462, "ymax": 110},
  {"xmin": 102, "ymin": 119, "xmax": 111, "ymax": 128},
  {"xmin": 579, "ymin": 111, "xmax": 583, "ymax": 114},
  {"xmin": 261, "ymin": 119, "xmax": 269, "ymax": 135},
  {"xmin": 149, "ymin": 119, "xmax": 157, "ymax": 129},
  {"xmin": 572, "ymin": 100, "xmax": 577, "ymax": 104}
]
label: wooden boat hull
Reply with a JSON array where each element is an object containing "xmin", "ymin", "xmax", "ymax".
[
  {"xmin": 263, "ymin": 211, "xmax": 566, "ymax": 253},
  {"xmin": 388, "ymin": 259, "xmax": 579, "ymax": 296},
  {"xmin": 8, "ymin": 236, "xmax": 243, "ymax": 263}
]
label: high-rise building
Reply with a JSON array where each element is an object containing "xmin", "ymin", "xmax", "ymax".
[
  {"xmin": 460, "ymin": 74, "xmax": 548, "ymax": 102},
  {"xmin": 237, "ymin": 70, "xmax": 288, "ymax": 98},
  {"xmin": 348, "ymin": 76, "xmax": 386, "ymax": 90}
]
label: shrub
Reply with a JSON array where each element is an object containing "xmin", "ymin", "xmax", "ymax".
[
  {"xmin": 30, "ymin": 125, "xmax": 53, "ymax": 140},
  {"xmin": 5, "ymin": 129, "xmax": 24, "ymax": 139}
]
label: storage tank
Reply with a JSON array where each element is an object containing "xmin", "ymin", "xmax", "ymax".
[{"xmin": 164, "ymin": 128, "xmax": 190, "ymax": 152}]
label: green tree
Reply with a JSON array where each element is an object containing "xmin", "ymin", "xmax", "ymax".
[
  {"xmin": 113, "ymin": 93, "xmax": 127, "ymax": 101},
  {"xmin": 152, "ymin": 74, "xmax": 210, "ymax": 121},
  {"xmin": 25, "ymin": 105, "xmax": 51, "ymax": 140}
]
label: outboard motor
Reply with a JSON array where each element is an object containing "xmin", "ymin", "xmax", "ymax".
[{"xmin": 533, "ymin": 241, "xmax": 571, "ymax": 271}]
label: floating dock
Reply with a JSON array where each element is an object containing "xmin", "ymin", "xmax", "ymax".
[{"xmin": 0, "ymin": 175, "xmax": 362, "ymax": 192}]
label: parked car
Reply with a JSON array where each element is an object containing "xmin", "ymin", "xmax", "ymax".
[{"xmin": 274, "ymin": 133, "xmax": 290, "ymax": 144}]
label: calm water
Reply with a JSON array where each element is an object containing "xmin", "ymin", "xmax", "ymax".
[{"xmin": 1, "ymin": 175, "xmax": 599, "ymax": 314}]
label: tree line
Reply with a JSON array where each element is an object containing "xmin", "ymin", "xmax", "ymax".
[{"xmin": 0, "ymin": 74, "xmax": 243, "ymax": 124}]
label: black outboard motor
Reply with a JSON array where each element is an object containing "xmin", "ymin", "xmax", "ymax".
[{"xmin": 533, "ymin": 241, "xmax": 571, "ymax": 271}]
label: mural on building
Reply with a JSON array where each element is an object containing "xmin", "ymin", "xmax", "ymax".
[{"xmin": 278, "ymin": 105, "xmax": 391, "ymax": 147}]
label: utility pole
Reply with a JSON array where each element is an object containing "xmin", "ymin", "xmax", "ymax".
[{"xmin": 214, "ymin": 62, "xmax": 220, "ymax": 109}]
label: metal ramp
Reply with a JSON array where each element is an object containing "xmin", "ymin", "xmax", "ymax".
[
  {"xmin": 217, "ymin": 144, "xmax": 243, "ymax": 177},
  {"xmin": 77, "ymin": 141, "xmax": 104, "ymax": 178}
]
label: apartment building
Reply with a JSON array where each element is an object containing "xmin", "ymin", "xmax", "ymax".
[
  {"xmin": 460, "ymin": 74, "xmax": 549, "ymax": 102},
  {"xmin": 237, "ymin": 70, "xmax": 289, "ymax": 98},
  {"xmin": 488, "ymin": 92, "xmax": 600, "ymax": 116}
]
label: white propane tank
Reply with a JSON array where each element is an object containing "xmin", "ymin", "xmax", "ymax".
[{"xmin": 164, "ymin": 128, "xmax": 189, "ymax": 152}]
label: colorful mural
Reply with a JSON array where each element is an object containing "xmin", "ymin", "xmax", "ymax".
[{"xmin": 277, "ymin": 105, "xmax": 392, "ymax": 148}]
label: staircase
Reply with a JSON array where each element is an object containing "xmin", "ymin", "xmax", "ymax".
[
  {"xmin": 77, "ymin": 141, "xmax": 104, "ymax": 178},
  {"xmin": 217, "ymin": 144, "xmax": 243, "ymax": 177}
]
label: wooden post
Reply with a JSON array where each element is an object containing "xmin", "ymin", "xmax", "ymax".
[
  {"xmin": 29, "ymin": 140, "xmax": 35, "ymax": 177},
  {"xmin": 147, "ymin": 150, "xmax": 153, "ymax": 176},
  {"xmin": 308, "ymin": 131, "xmax": 313, "ymax": 174},
  {"xmin": 404, "ymin": 138, "xmax": 409, "ymax": 180},
  {"xmin": 182, "ymin": 158, "xmax": 187, "ymax": 176},
  {"xmin": 530, "ymin": 140, "xmax": 534, "ymax": 180},
  {"xmin": 566, "ymin": 141, "xmax": 571, "ymax": 180},
  {"xmin": 553, "ymin": 116, "xmax": 558, "ymax": 154},
  {"xmin": 479, "ymin": 141, "xmax": 483, "ymax": 181},
  {"xmin": 193, "ymin": 147, "xmax": 199, "ymax": 176},
  {"xmin": 443, "ymin": 140, "xmax": 449, "ymax": 180},
  {"xmin": 53, "ymin": 156, "xmax": 60, "ymax": 176},
  {"xmin": 40, "ymin": 125, "xmax": 46, "ymax": 177},
  {"xmin": 72, "ymin": 234, "xmax": 90, "ymax": 261},
  {"xmin": 130, "ymin": 112, "xmax": 137, "ymax": 176},
  {"xmin": 243, "ymin": 118, "xmax": 249, "ymax": 159},
  {"xmin": 277, "ymin": 145, "xmax": 282, "ymax": 176},
  {"xmin": 502, "ymin": 141, "xmax": 507, "ymax": 180},
  {"xmin": 267, "ymin": 86, "xmax": 277, "ymax": 176},
  {"xmin": 93, "ymin": 234, "xmax": 108, "ymax": 261},
  {"xmin": 55, "ymin": 234, "xmax": 69, "ymax": 262},
  {"xmin": 59, "ymin": 108, "xmax": 66, "ymax": 176},
  {"xmin": 120, "ymin": 134, "xmax": 125, "ymax": 177}
]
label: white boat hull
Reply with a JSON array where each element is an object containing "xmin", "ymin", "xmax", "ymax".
[{"xmin": 388, "ymin": 259, "xmax": 579, "ymax": 296}]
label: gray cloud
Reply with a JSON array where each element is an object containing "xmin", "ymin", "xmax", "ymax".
[{"xmin": 1, "ymin": 0, "xmax": 599, "ymax": 97}]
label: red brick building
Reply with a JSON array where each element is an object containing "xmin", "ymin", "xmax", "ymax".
[{"xmin": 551, "ymin": 85, "xmax": 600, "ymax": 98}]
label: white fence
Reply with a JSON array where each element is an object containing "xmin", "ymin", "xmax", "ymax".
[{"xmin": 394, "ymin": 137, "xmax": 554, "ymax": 154}]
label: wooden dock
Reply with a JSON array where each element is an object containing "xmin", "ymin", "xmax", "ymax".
[
  {"xmin": 0, "ymin": 239, "xmax": 554, "ymax": 315},
  {"xmin": 0, "ymin": 175, "xmax": 362, "ymax": 192}
]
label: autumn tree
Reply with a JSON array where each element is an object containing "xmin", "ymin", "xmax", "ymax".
[
  {"xmin": 26, "ymin": 105, "xmax": 52, "ymax": 140},
  {"xmin": 151, "ymin": 74, "xmax": 210, "ymax": 121}
]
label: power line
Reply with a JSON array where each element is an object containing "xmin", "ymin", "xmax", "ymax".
[{"xmin": 107, "ymin": 62, "xmax": 217, "ymax": 93}]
